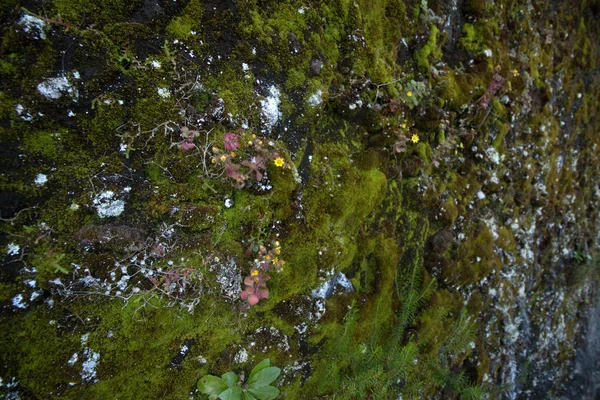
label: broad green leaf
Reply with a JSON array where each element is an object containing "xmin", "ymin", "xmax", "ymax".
[
  {"xmin": 248, "ymin": 359, "xmax": 271, "ymax": 381},
  {"xmin": 242, "ymin": 392, "xmax": 258, "ymax": 400},
  {"xmin": 218, "ymin": 386, "xmax": 242, "ymax": 400},
  {"xmin": 221, "ymin": 372, "xmax": 239, "ymax": 388},
  {"xmin": 198, "ymin": 375, "xmax": 228, "ymax": 399},
  {"xmin": 248, "ymin": 385, "xmax": 280, "ymax": 400},
  {"xmin": 247, "ymin": 367, "xmax": 281, "ymax": 387}
]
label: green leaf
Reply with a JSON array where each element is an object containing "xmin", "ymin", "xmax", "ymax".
[
  {"xmin": 248, "ymin": 359, "xmax": 271, "ymax": 381},
  {"xmin": 218, "ymin": 386, "xmax": 242, "ymax": 400},
  {"xmin": 242, "ymin": 392, "xmax": 258, "ymax": 400},
  {"xmin": 248, "ymin": 385, "xmax": 280, "ymax": 400},
  {"xmin": 247, "ymin": 367, "xmax": 281, "ymax": 387},
  {"xmin": 198, "ymin": 375, "xmax": 228, "ymax": 399},
  {"xmin": 221, "ymin": 372, "xmax": 239, "ymax": 388}
]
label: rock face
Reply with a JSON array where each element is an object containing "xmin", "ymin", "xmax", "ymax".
[{"xmin": 0, "ymin": 0, "xmax": 599, "ymax": 399}]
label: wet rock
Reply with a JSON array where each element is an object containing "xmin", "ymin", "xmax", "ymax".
[
  {"xmin": 169, "ymin": 339, "xmax": 195, "ymax": 369},
  {"xmin": 311, "ymin": 272, "xmax": 354, "ymax": 299},
  {"xmin": 287, "ymin": 32, "xmax": 302, "ymax": 55}
]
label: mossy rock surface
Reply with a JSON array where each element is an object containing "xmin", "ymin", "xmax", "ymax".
[{"xmin": 1, "ymin": 0, "xmax": 599, "ymax": 399}]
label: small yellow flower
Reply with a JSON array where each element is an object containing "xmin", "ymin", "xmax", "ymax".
[
  {"xmin": 275, "ymin": 247, "xmax": 281, "ymax": 255},
  {"xmin": 265, "ymin": 255, "xmax": 271, "ymax": 261},
  {"xmin": 401, "ymin": 123, "xmax": 407, "ymax": 129},
  {"xmin": 212, "ymin": 146, "xmax": 219, "ymax": 153},
  {"xmin": 220, "ymin": 155, "xmax": 227, "ymax": 162},
  {"xmin": 248, "ymin": 141, "xmax": 253, "ymax": 145},
  {"xmin": 252, "ymin": 134, "xmax": 256, "ymax": 138},
  {"xmin": 274, "ymin": 157, "xmax": 285, "ymax": 167},
  {"xmin": 251, "ymin": 270, "xmax": 259, "ymax": 277},
  {"xmin": 411, "ymin": 134, "xmax": 419, "ymax": 144},
  {"xmin": 230, "ymin": 152, "xmax": 236, "ymax": 158},
  {"xmin": 272, "ymin": 257, "xmax": 279, "ymax": 263},
  {"xmin": 211, "ymin": 158, "xmax": 217, "ymax": 164},
  {"xmin": 406, "ymin": 91, "xmax": 413, "ymax": 97},
  {"xmin": 274, "ymin": 241, "xmax": 280, "ymax": 247},
  {"xmin": 512, "ymin": 69, "xmax": 519, "ymax": 76}
]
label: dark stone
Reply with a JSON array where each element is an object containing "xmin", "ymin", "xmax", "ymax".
[
  {"xmin": 287, "ymin": 32, "xmax": 302, "ymax": 55},
  {"xmin": 427, "ymin": 229, "xmax": 455, "ymax": 254},
  {"xmin": 309, "ymin": 57, "xmax": 323, "ymax": 76}
]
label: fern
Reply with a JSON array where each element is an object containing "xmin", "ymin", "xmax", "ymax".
[{"xmin": 443, "ymin": 311, "xmax": 476, "ymax": 359}]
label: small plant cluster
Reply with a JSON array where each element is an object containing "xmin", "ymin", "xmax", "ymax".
[
  {"xmin": 477, "ymin": 65, "xmax": 506, "ymax": 107},
  {"xmin": 212, "ymin": 130, "xmax": 290, "ymax": 189},
  {"xmin": 197, "ymin": 358, "xmax": 281, "ymax": 400},
  {"xmin": 176, "ymin": 126, "xmax": 200, "ymax": 151},
  {"xmin": 400, "ymin": 80, "xmax": 427, "ymax": 109},
  {"xmin": 241, "ymin": 241, "xmax": 285, "ymax": 307},
  {"xmin": 392, "ymin": 124, "xmax": 420, "ymax": 154}
]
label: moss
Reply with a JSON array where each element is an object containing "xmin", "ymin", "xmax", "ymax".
[
  {"xmin": 459, "ymin": 23, "xmax": 485, "ymax": 55},
  {"xmin": 52, "ymin": 0, "xmax": 145, "ymax": 26},
  {"xmin": 415, "ymin": 25, "xmax": 440, "ymax": 72},
  {"xmin": 22, "ymin": 130, "xmax": 62, "ymax": 160},
  {"xmin": 439, "ymin": 71, "xmax": 473, "ymax": 110}
]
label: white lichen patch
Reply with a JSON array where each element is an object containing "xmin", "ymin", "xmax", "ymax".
[
  {"xmin": 12, "ymin": 294, "xmax": 27, "ymax": 309},
  {"xmin": 81, "ymin": 348, "xmax": 100, "ymax": 382},
  {"xmin": 16, "ymin": 104, "xmax": 33, "ymax": 121},
  {"xmin": 19, "ymin": 14, "xmax": 46, "ymax": 40},
  {"xmin": 157, "ymin": 87, "xmax": 171, "ymax": 99},
  {"xmin": 92, "ymin": 191, "xmax": 125, "ymax": 218},
  {"xmin": 7, "ymin": 243, "xmax": 20, "ymax": 256},
  {"xmin": 233, "ymin": 348, "xmax": 248, "ymax": 363},
  {"xmin": 486, "ymin": 147, "xmax": 501, "ymax": 164},
  {"xmin": 34, "ymin": 173, "xmax": 48, "ymax": 186},
  {"xmin": 307, "ymin": 89, "xmax": 323, "ymax": 107},
  {"xmin": 37, "ymin": 76, "xmax": 79, "ymax": 100},
  {"xmin": 260, "ymin": 85, "xmax": 281, "ymax": 130}
]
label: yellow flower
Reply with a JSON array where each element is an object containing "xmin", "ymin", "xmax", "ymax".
[
  {"xmin": 230, "ymin": 152, "xmax": 236, "ymax": 158},
  {"xmin": 248, "ymin": 141, "xmax": 253, "ymax": 145},
  {"xmin": 406, "ymin": 91, "xmax": 413, "ymax": 97},
  {"xmin": 272, "ymin": 257, "xmax": 279, "ymax": 263},
  {"xmin": 211, "ymin": 158, "xmax": 217, "ymax": 164},
  {"xmin": 265, "ymin": 255, "xmax": 271, "ymax": 261},
  {"xmin": 275, "ymin": 247, "xmax": 281, "ymax": 255},
  {"xmin": 251, "ymin": 269, "xmax": 259, "ymax": 277},
  {"xmin": 411, "ymin": 134, "xmax": 419, "ymax": 144},
  {"xmin": 401, "ymin": 123, "xmax": 407, "ymax": 129},
  {"xmin": 512, "ymin": 69, "xmax": 519, "ymax": 76},
  {"xmin": 274, "ymin": 241, "xmax": 280, "ymax": 247},
  {"xmin": 220, "ymin": 155, "xmax": 227, "ymax": 162},
  {"xmin": 252, "ymin": 134, "xmax": 256, "ymax": 138},
  {"xmin": 274, "ymin": 157, "xmax": 285, "ymax": 167}
]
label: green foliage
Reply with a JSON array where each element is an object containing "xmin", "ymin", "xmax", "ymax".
[
  {"xmin": 459, "ymin": 23, "xmax": 485, "ymax": 54},
  {"xmin": 400, "ymin": 80, "xmax": 428, "ymax": 109},
  {"xmin": 198, "ymin": 359, "xmax": 281, "ymax": 400},
  {"xmin": 415, "ymin": 25, "xmax": 440, "ymax": 72}
]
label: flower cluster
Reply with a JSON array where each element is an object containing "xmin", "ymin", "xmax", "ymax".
[
  {"xmin": 212, "ymin": 130, "xmax": 290, "ymax": 188},
  {"xmin": 241, "ymin": 241, "xmax": 286, "ymax": 307}
]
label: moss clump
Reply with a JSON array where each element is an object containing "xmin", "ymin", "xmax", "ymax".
[
  {"xmin": 459, "ymin": 23, "xmax": 485, "ymax": 55},
  {"xmin": 415, "ymin": 25, "xmax": 441, "ymax": 72}
]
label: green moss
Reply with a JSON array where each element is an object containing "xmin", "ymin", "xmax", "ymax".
[
  {"xmin": 459, "ymin": 23, "xmax": 485, "ymax": 54},
  {"xmin": 22, "ymin": 130, "xmax": 61, "ymax": 160},
  {"xmin": 415, "ymin": 25, "xmax": 440, "ymax": 72},
  {"xmin": 53, "ymin": 0, "xmax": 144, "ymax": 26}
]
